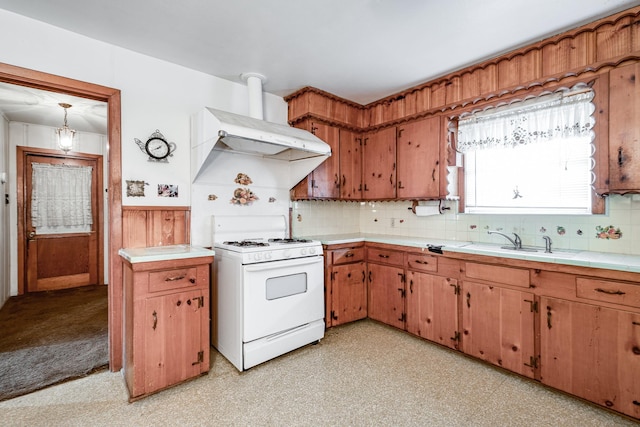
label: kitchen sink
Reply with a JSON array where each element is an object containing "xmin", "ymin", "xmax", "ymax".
[{"xmin": 459, "ymin": 243, "xmax": 579, "ymax": 259}]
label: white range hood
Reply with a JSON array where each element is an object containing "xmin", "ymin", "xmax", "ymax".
[{"xmin": 191, "ymin": 74, "xmax": 331, "ymax": 189}]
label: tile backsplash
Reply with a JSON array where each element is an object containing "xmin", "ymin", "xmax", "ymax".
[{"xmin": 291, "ymin": 194, "xmax": 640, "ymax": 256}]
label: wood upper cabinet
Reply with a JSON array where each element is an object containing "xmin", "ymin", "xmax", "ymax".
[
  {"xmin": 291, "ymin": 120, "xmax": 340, "ymax": 199},
  {"xmin": 461, "ymin": 280, "xmax": 536, "ymax": 378},
  {"xmin": 609, "ymin": 62, "xmax": 640, "ymax": 192},
  {"xmin": 406, "ymin": 271, "xmax": 459, "ymax": 350},
  {"xmin": 396, "ymin": 116, "xmax": 441, "ymax": 199},
  {"xmin": 339, "ymin": 129, "xmax": 363, "ymax": 200},
  {"xmin": 540, "ymin": 296, "xmax": 640, "ymax": 419},
  {"xmin": 363, "ymin": 127, "xmax": 397, "ymax": 199}
]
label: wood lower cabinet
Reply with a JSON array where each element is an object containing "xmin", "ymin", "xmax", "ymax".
[
  {"xmin": 367, "ymin": 256, "xmax": 405, "ymax": 329},
  {"xmin": 540, "ymin": 296, "xmax": 640, "ymax": 418},
  {"xmin": 325, "ymin": 243, "xmax": 367, "ymax": 327},
  {"xmin": 406, "ymin": 271, "xmax": 459, "ymax": 350},
  {"xmin": 461, "ymin": 280, "xmax": 536, "ymax": 378},
  {"xmin": 331, "ymin": 262, "xmax": 367, "ymax": 326},
  {"xmin": 122, "ymin": 254, "xmax": 212, "ymax": 401}
]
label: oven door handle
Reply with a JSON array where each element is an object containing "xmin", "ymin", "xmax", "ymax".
[{"xmin": 244, "ymin": 256, "xmax": 323, "ymax": 272}]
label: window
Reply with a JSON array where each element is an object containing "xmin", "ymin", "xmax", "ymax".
[{"xmin": 456, "ymin": 86, "xmax": 596, "ymax": 215}]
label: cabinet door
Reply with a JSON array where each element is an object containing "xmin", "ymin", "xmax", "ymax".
[
  {"xmin": 367, "ymin": 263, "xmax": 405, "ymax": 329},
  {"xmin": 339, "ymin": 129, "xmax": 363, "ymax": 200},
  {"xmin": 461, "ymin": 281, "xmax": 535, "ymax": 378},
  {"xmin": 143, "ymin": 289, "xmax": 207, "ymax": 394},
  {"xmin": 363, "ymin": 127, "xmax": 396, "ymax": 199},
  {"xmin": 396, "ymin": 117, "xmax": 441, "ymax": 199},
  {"xmin": 331, "ymin": 261, "xmax": 367, "ymax": 326},
  {"xmin": 540, "ymin": 297, "xmax": 640, "ymax": 418},
  {"xmin": 290, "ymin": 121, "xmax": 340, "ymax": 199},
  {"xmin": 609, "ymin": 63, "xmax": 640, "ymax": 192},
  {"xmin": 406, "ymin": 272, "xmax": 459, "ymax": 350},
  {"xmin": 309, "ymin": 122, "xmax": 341, "ymax": 198}
]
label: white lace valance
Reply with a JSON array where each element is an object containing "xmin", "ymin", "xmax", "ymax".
[
  {"xmin": 456, "ymin": 89, "xmax": 595, "ymax": 153},
  {"xmin": 31, "ymin": 162, "xmax": 93, "ymax": 231}
]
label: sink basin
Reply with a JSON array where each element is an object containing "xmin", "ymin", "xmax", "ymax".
[{"xmin": 459, "ymin": 243, "xmax": 579, "ymax": 259}]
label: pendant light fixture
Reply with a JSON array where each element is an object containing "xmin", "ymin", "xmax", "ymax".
[{"xmin": 56, "ymin": 102, "xmax": 76, "ymax": 152}]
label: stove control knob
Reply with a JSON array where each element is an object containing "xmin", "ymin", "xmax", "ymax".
[
  {"xmin": 254, "ymin": 253, "xmax": 262, "ymax": 261},
  {"xmin": 283, "ymin": 250, "xmax": 292, "ymax": 258},
  {"xmin": 301, "ymin": 248, "xmax": 307, "ymax": 255},
  {"xmin": 309, "ymin": 247, "xmax": 317, "ymax": 255},
  {"xmin": 265, "ymin": 252, "xmax": 272, "ymax": 260}
]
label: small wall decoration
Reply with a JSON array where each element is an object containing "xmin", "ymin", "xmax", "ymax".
[
  {"xmin": 557, "ymin": 226, "xmax": 566, "ymax": 235},
  {"xmin": 208, "ymin": 194, "xmax": 218, "ymax": 201},
  {"xmin": 126, "ymin": 180, "xmax": 147, "ymax": 197},
  {"xmin": 134, "ymin": 129, "xmax": 177, "ymax": 162},
  {"xmin": 158, "ymin": 184, "xmax": 178, "ymax": 197},
  {"xmin": 230, "ymin": 187, "xmax": 259, "ymax": 205},
  {"xmin": 596, "ymin": 225, "xmax": 622, "ymax": 239},
  {"xmin": 268, "ymin": 197, "xmax": 276, "ymax": 203},
  {"xmin": 234, "ymin": 173, "xmax": 253, "ymax": 185}
]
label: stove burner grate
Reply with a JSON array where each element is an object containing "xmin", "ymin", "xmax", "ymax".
[
  {"xmin": 268, "ymin": 238, "xmax": 311, "ymax": 244},
  {"xmin": 223, "ymin": 240, "xmax": 270, "ymax": 247}
]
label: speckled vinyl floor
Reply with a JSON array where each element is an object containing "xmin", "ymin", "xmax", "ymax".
[{"xmin": 0, "ymin": 320, "xmax": 636, "ymax": 426}]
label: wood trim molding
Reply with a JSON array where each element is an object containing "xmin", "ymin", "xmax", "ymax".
[{"xmin": 0, "ymin": 61, "xmax": 124, "ymax": 372}]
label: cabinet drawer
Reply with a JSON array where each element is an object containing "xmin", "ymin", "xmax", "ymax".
[
  {"xmin": 464, "ymin": 262, "xmax": 529, "ymax": 288},
  {"xmin": 576, "ymin": 277, "xmax": 640, "ymax": 309},
  {"xmin": 148, "ymin": 267, "xmax": 198, "ymax": 293},
  {"xmin": 367, "ymin": 247, "xmax": 404, "ymax": 266},
  {"xmin": 406, "ymin": 253, "xmax": 438, "ymax": 273},
  {"xmin": 332, "ymin": 247, "xmax": 365, "ymax": 265}
]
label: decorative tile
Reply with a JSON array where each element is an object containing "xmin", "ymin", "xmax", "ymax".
[{"xmin": 595, "ymin": 225, "xmax": 622, "ymax": 240}]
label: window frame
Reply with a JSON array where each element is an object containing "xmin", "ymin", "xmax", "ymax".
[{"xmin": 449, "ymin": 76, "xmax": 608, "ymax": 215}]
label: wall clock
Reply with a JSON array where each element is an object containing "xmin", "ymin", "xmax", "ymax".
[{"xmin": 134, "ymin": 129, "xmax": 177, "ymax": 162}]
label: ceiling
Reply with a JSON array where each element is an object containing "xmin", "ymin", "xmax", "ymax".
[{"xmin": 0, "ymin": 0, "xmax": 638, "ymax": 133}]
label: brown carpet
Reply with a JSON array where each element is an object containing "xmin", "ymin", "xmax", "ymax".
[{"xmin": 0, "ymin": 285, "xmax": 108, "ymax": 401}]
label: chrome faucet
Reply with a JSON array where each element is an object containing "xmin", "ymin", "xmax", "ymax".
[
  {"xmin": 542, "ymin": 235, "xmax": 552, "ymax": 253},
  {"xmin": 487, "ymin": 230, "xmax": 522, "ymax": 250}
]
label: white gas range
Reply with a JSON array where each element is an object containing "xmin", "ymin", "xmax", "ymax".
[{"xmin": 211, "ymin": 215, "xmax": 325, "ymax": 371}]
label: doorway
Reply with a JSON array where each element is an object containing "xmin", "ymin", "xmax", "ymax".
[
  {"xmin": 0, "ymin": 62, "xmax": 123, "ymax": 371},
  {"xmin": 17, "ymin": 147, "xmax": 103, "ymax": 293}
]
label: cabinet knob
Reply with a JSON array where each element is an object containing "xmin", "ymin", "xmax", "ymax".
[{"xmin": 189, "ymin": 278, "xmax": 196, "ymax": 284}]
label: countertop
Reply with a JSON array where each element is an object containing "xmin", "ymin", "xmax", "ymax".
[
  {"xmin": 118, "ymin": 244, "xmax": 215, "ymax": 263},
  {"xmin": 302, "ymin": 233, "xmax": 640, "ymax": 274}
]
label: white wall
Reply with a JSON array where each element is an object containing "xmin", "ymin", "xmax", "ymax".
[{"xmin": 0, "ymin": 9, "xmax": 289, "ymax": 297}]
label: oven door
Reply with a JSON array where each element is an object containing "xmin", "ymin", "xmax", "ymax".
[{"xmin": 242, "ymin": 255, "xmax": 324, "ymax": 342}]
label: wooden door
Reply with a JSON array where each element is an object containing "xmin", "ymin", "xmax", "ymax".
[
  {"xmin": 540, "ymin": 297, "xmax": 640, "ymax": 418},
  {"xmin": 609, "ymin": 63, "xmax": 640, "ymax": 192},
  {"xmin": 331, "ymin": 261, "xmax": 367, "ymax": 326},
  {"xmin": 363, "ymin": 127, "xmax": 396, "ymax": 199},
  {"xmin": 144, "ymin": 288, "xmax": 208, "ymax": 394},
  {"xmin": 396, "ymin": 117, "xmax": 441, "ymax": 199},
  {"xmin": 339, "ymin": 129, "xmax": 363, "ymax": 200},
  {"xmin": 21, "ymin": 149, "xmax": 103, "ymax": 292},
  {"xmin": 367, "ymin": 263, "xmax": 405, "ymax": 329},
  {"xmin": 406, "ymin": 272, "xmax": 459, "ymax": 349},
  {"xmin": 461, "ymin": 281, "xmax": 535, "ymax": 378}
]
